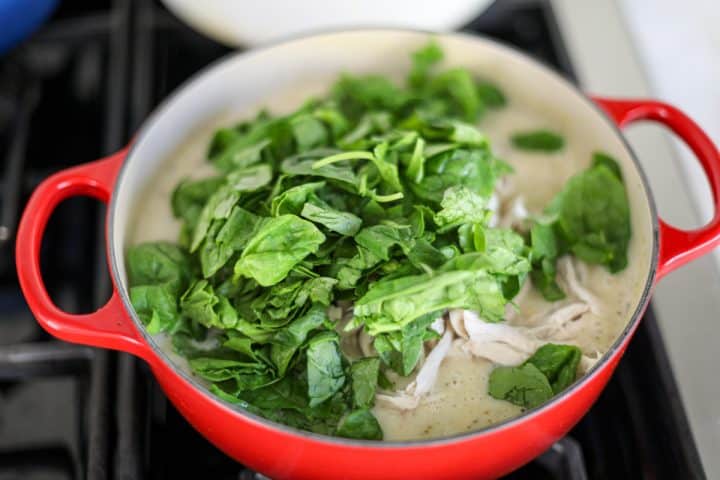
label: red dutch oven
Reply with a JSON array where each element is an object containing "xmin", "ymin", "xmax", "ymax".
[{"xmin": 14, "ymin": 30, "xmax": 720, "ymax": 479}]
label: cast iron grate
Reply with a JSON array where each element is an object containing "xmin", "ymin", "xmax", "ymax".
[{"xmin": 0, "ymin": 0, "xmax": 704, "ymax": 479}]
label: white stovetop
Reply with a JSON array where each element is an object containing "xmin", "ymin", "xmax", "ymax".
[{"xmin": 551, "ymin": 0, "xmax": 720, "ymax": 477}]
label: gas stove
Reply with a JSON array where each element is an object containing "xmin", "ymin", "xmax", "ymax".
[{"xmin": 0, "ymin": 0, "xmax": 708, "ymax": 478}]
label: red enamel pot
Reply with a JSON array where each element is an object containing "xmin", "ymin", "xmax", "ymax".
[{"xmin": 15, "ymin": 30, "xmax": 720, "ymax": 479}]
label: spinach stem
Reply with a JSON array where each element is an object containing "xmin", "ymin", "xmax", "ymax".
[{"xmin": 312, "ymin": 151, "xmax": 375, "ymax": 169}]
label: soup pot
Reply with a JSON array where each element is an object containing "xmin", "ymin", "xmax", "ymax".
[{"xmin": 15, "ymin": 30, "xmax": 720, "ymax": 479}]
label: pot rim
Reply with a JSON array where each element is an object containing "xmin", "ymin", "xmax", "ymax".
[{"xmin": 107, "ymin": 27, "xmax": 660, "ymax": 448}]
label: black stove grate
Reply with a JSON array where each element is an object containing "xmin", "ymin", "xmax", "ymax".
[{"xmin": 0, "ymin": 0, "xmax": 704, "ymax": 479}]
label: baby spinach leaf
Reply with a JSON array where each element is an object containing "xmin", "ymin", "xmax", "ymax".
[
  {"xmin": 354, "ymin": 269, "xmax": 505, "ymax": 335},
  {"xmin": 189, "ymin": 357, "xmax": 276, "ymax": 392},
  {"xmin": 373, "ymin": 311, "xmax": 440, "ymax": 375},
  {"xmin": 529, "ymin": 222, "xmax": 565, "ymax": 301},
  {"xmin": 332, "ymin": 74, "xmax": 410, "ymax": 118},
  {"xmin": 304, "ymin": 277, "xmax": 338, "ymax": 306},
  {"xmin": 530, "ymin": 260, "xmax": 566, "ymax": 301},
  {"xmin": 336, "ymin": 409, "xmax": 383, "ymax": 440},
  {"xmin": 301, "ymin": 202, "xmax": 362, "ymax": 236},
  {"xmin": 271, "ymin": 181, "xmax": 326, "ymax": 216},
  {"xmin": 404, "ymin": 237, "xmax": 446, "ymax": 270},
  {"xmin": 235, "ymin": 374, "xmax": 348, "ymax": 435},
  {"xmin": 126, "ymin": 242, "xmax": 191, "ymax": 295},
  {"xmin": 350, "ymin": 357, "xmax": 380, "ymax": 408},
  {"xmin": 592, "ymin": 151, "xmax": 623, "ymax": 180},
  {"xmin": 180, "ymin": 280, "xmax": 239, "ymax": 330},
  {"xmin": 489, "ymin": 342, "xmax": 581, "ymax": 408},
  {"xmin": 333, "ymin": 246, "xmax": 382, "ymax": 290},
  {"xmin": 476, "ymin": 81, "xmax": 507, "ymax": 108},
  {"xmin": 129, "ymin": 285, "xmax": 179, "ymax": 334},
  {"xmin": 271, "ymin": 304, "xmax": 327, "ymax": 376},
  {"xmin": 546, "ymin": 158, "xmax": 630, "ymax": 272},
  {"xmin": 306, "ymin": 331, "xmax": 345, "ymax": 407},
  {"xmin": 190, "ymin": 185, "xmax": 241, "ymax": 252},
  {"xmin": 410, "ymin": 149, "xmax": 504, "ymax": 203},
  {"xmin": 338, "ymin": 112, "xmax": 392, "ymax": 149},
  {"xmin": 234, "ymin": 215, "xmax": 326, "ymax": 286},
  {"xmin": 280, "ymin": 149, "xmax": 358, "ymax": 185},
  {"xmin": 446, "ymin": 120, "xmax": 489, "ymax": 147},
  {"xmin": 481, "ymin": 228, "xmax": 531, "ymax": 276},
  {"xmin": 434, "ymin": 185, "xmax": 489, "ymax": 230},
  {"xmin": 226, "ymin": 164, "xmax": 273, "ymax": 192},
  {"xmin": 406, "ymin": 137, "xmax": 426, "ymax": 183},
  {"xmin": 200, "ymin": 207, "xmax": 265, "ymax": 278},
  {"xmin": 488, "ymin": 363, "xmax": 553, "ymax": 409},
  {"xmin": 171, "ymin": 177, "xmax": 225, "ymax": 226},
  {"xmin": 291, "ymin": 114, "xmax": 328, "ymax": 152},
  {"xmin": 511, "ymin": 130, "xmax": 565, "ymax": 152},
  {"xmin": 408, "ymin": 40, "xmax": 443, "ymax": 88},
  {"xmin": 312, "ymin": 103, "xmax": 349, "ymax": 138},
  {"xmin": 223, "ymin": 336, "xmax": 266, "ymax": 362},
  {"xmin": 428, "ymin": 68, "xmax": 482, "ymax": 121},
  {"xmin": 354, "ymin": 225, "xmax": 413, "ymax": 261},
  {"xmin": 526, "ymin": 343, "xmax": 582, "ymax": 394},
  {"xmin": 212, "ymin": 136, "xmax": 271, "ymax": 174}
]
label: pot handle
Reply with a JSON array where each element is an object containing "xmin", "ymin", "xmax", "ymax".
[
  {"xmin": 15, "ymin": 148, "xmax": 150, "ymax": 359},
  {"xmin": 593, "ymin": 97, "xmax": 720, "ymax": 278}
]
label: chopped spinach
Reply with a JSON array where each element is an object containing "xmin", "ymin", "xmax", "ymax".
[
  {"xmin": 526, "ymin": 343, "xmax": 582, "ymax": 394},
  {"xmin": 488, "ymin": 343, "xmax": 581, "ymax": 408},
  {"xmin": 306, "ymin": 331, "xmax": 345, "ymax": 407},
  {"xmin": 529, "ymin": 153, "xmax": 631, "ymax": 299},
  {"xmin": 350, "ymin": 357, "xmax": 380, "ymax": 408},
  {"xmin": 488, "ymin": 363, "xmax": 553, "ymax": 409},
  {"xmin": 511, "ymin": 130, "xmax": 565, "ymax": 152},
  {"xmin": 336, "ymin": 409, "xmax": 383, "ymax": 440}
]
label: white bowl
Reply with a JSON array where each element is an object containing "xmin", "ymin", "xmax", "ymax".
[{"xmin": 160, "ymin": 0, "xmax": 493, "ymax": 46}]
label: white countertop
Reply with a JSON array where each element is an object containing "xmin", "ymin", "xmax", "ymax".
[{"xmin": 552, "ymin": 0, "xmax": 720, "ymax": 476}]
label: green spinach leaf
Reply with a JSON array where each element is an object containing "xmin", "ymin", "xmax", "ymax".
[
  {"xmin": 306, "ymin": 331, "xmax": 345, "ymax": 407},
  {"xmin": 234, "ymin": 215, "xmax": 326, "ymax": 286},
  {"xmin": 301, "ymin": 202, "xmax": 363, "ymax": 236},
  {"xmin": 526, "ymin": 343, "xmax": 582, "ymax": 394},
  {"xmin": 336, "ymin": 409, "xmax": 383, "ymax": 440},
  {"xmin": 488, "ymin": 363, "xmax": 553, "ymax": 409},
  {"xmin": 350, "ymin": 357, "xmax": 380, "ymax": 408},
  {"xmin": 511, "ymin": 130, "xmax": 565, "ymax": 152}
]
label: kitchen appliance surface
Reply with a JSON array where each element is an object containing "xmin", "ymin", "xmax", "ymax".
[{"xmin": 0, "ymin": 0, "xmax": 710, "ymax": 479}]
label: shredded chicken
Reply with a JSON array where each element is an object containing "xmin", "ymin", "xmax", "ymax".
[
  {"xmin": 558, "ymin": 256, "xmax": 601, "ymax": 313},
  {"xmin": 375, "ymin": 328, "xmax": 453, "ymax": 410},
  {"xmin": 487, "ymin": 193, "xmax": 500, "ymax": 227},
  {"xmin": 327, "ymin": 305, "xmax": 344, "ymax": 323},
  {"xmin": 450, "ymin": 309, "xmax": 597, "ymax": 373},
  {"xmin": 498, "ymin": 196, "xmax": 529, "ymax": 230},
  {"xmin": 430, "ymin": 316, "xmax": 445, "ymax": 335},
  {"xmin": 494, "ymin": 176, "xmax": 514, "ymax": 199},
  {"xmin": 375, "ymin": 393, "xmax": 425, "ymax": 410},
  {"xmin": 503, "ymin": 279, "xmax": 531, "ymax": 323},
  {"xmin": 580, "ymin": 351, "xmax": 603, "ymax": 372},
  {"xmin": 424, "ymin": 316, "xmax": 446, "ymax": 349},
  {"xmin": 358, "ymin": 328, "xmax": 375, "ymax": 357},
  {"xmin": 527, "ymin": 302, "xmax": 590, "ymax": 339},
  {"xmin": 456, "ymin": 310, "xmax": 541, "ymax": 364},
  {"xmin": 411, "ymin": 328, "xmax": 453, "ymax": 396},
  {"xmin": 448, "ymin": 309, "xmax": 469, "ymax": 340},
  {"xmin": 463, "ymin": 339, "xmax": 534, "ymax": 366}
]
